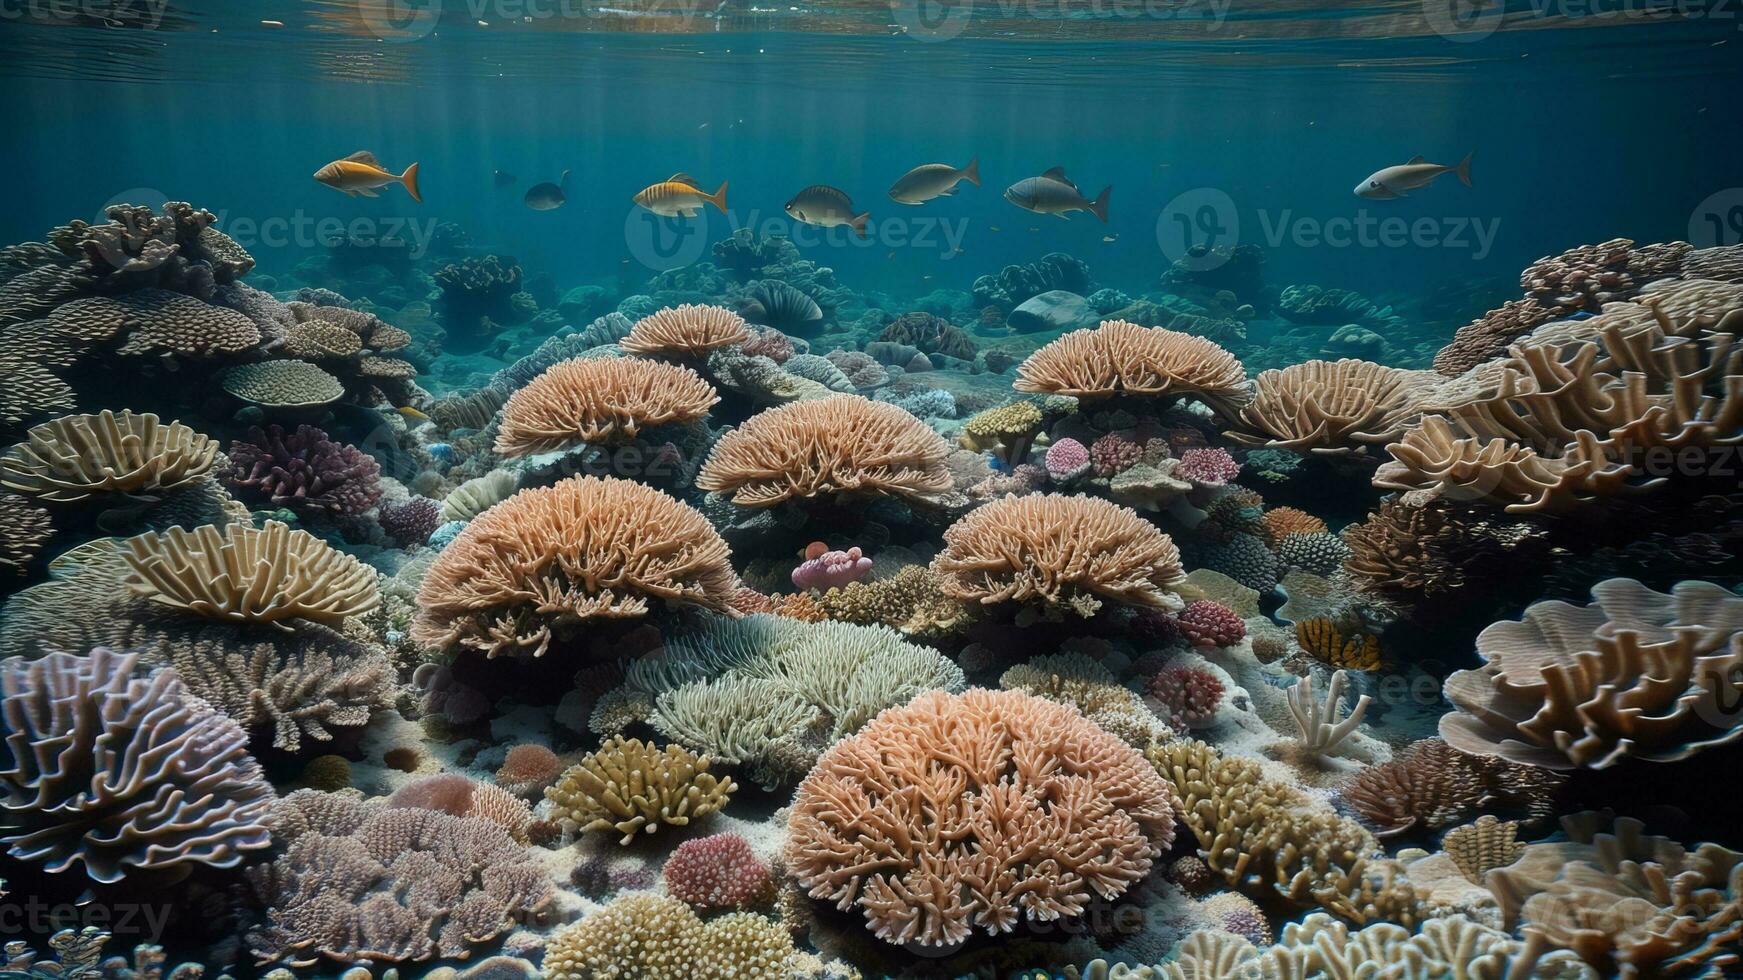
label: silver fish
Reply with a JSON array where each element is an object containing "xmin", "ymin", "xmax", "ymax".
[
  {"xmin": 785, "ymin": 184, "xmax": 869, "ymax": 237},
  {"xmin": 889, "ymin": 158, "xmax": 980, "ymax": 205},
  {"xmin": 1355, "ymin": 153, "xmax": 1473, "ymax": 199},
  {"xmin": 1003, "ymin": 167, "xmax": 1110, "ymax": 222}
]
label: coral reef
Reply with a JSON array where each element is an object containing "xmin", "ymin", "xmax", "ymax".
[
  {"xmin": 494, "ymin": 357, "xmax": 717, "ymax": 456},
  {"xmin": 545, "ymin": 736, "xmax": 735, "ymax": 844}
]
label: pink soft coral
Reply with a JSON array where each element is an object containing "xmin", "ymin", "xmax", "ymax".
[
  {"xmin": 791, "ymin": 545, "xmax": 873, "ymax": 591},
  {"xmin": 1044, "ymin": 437, "xmax": 1091, "ymax": 482},
  {"xmin": 1176, "ymin": 447, "xmax": 1241, "ymax": 487}
]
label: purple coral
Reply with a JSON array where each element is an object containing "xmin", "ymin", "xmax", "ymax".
[
  {"xmin": 1044, "ymin": 437, "xmax": 1091, "ymax": 482},
  {"xmin": 1176, "ymin": 447, "xmax": 1241, "ymax": 488},
  {"xmin": 380, "ymin": 497, "xmax": 442, "ymax": 547},
  {"xmin": 1090, "ymin": 432, "xmax": 1142, "ymax": 476},
  {"xmin": 792, "ymin": 546, "xmax": 873, "ymax": 591},
  {"xmin": 226, "ymin": 424, "xmax": 382, "ymax": 516}
]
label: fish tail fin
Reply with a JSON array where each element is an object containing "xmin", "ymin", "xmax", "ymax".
[
  {"xmin": 1090, "ymin": 185, "xmax": 1111, "ymax": 223},
  {"xmin": 962, "ymin": 157, "xmax": 981, "ymax": 187},
  {"xmin": 400, "ymin": 162, "xmax": 423, "ymax": 203},
  {"xmin": 851, "ymin": 212, "xmax": 871, "ymax": 238},
  {"xmin": 709, "ymin": 181, "xmax": 729, "ymax": 212},
  {"xmin": 1456, "ymin": 152, "xmax": 1473, "ymax": 188}
]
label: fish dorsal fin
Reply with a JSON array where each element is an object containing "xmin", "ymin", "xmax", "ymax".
[
  {"xmin": 1406, "ymin": 155, "xmax": 1427, "ymax": 165},
  {"xmin": 345, "ymin": 150, "xmax": 382, "ymax": 167},
  {"xmin": 668, "ymin": 172, "xmax": 701, "ymax": 188},
  {"xmin": 559, "ymin": 169, "xmax": 571, "ymax": 188},
  {"xmin": 1041, "ymin": 166, "xmax": 1075, "ymax": 188}
]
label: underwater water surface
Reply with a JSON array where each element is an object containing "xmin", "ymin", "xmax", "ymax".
[{"xmin": 2, "ymin": 1, "xmax": 1743, "ymax": 977}]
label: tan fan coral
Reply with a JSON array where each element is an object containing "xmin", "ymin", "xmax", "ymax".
[
  {"xmin": 1014, "ymin": 320, "xmax": 1251, "ymax": 416},
  {"xmin": 932, "ymin": 493, "xmax": 1185, "ymax": 615},
  {"xmin": 696, "ymin": 395, "xmax": 952, "ymax": 507},
  {"xmin": 2, "ymin": 410, "xmax": 215, "ymax": 502},
  {"xmin": 786, "ymin": 688, "xmax": 1177, "ymax": 948},
  {"xmin": 1441, "ymin": 578, "xmax": 1743, "ymax": 769},
  {"xmin": 1229, "ymin": 359, "xmax": 1433, "ymax": 455},
  {"xmin": 122, "ymin": 520, "xmax": 380, "ymax": 629},
  {"xmin": 620, "ymin": 303, "xmax": 752, "ymax": 356},
  {"xmin": 494, "ymin": 357, "xmax": 718, "ymax": 457},
  {"xmin": 545, "ymin": 736, "xmax": 735, "ymax": 844},
  {"xmin": 412, "ymin": 476, "xmax": 737, "ymax": 657}
]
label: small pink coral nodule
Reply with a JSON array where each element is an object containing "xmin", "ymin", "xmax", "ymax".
[
  {"xmin": 1176, "ymin": 447, "xmax": 1242, "ymax": 487},
  {"xmin": 1147, "ymin": 663, "xmax": 1226, "ymax": 729},
  {"xmin": 791, "ymin": 545, "xmax": 874, "ymax": 591},
  {"xmin": 663, "ymin": 832, "xmax": 772, "ymax": 910},
  {"xmin": 1177, "ymin": 599, "xmax": 1246, "ymax": 648},
  {"xmin": 1043, "ymin": 437, "xmax": 1091, "ymax": 482}
]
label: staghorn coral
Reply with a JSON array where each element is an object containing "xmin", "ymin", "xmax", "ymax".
[
  {"xmin": 545, "ymin": 736, "xmax": 735, "ymax": 844},
  {"xmin": 544, "ymin": 894, "xmax": 824, "ymax": 979},
  {"xmin": 1293, "ymin": 617, "xmax": 1382, "ymax": 672},
  {"xmin": 2, "ymin": 410, "xmax": 216, "ymax": 503},
  {"xmin": 246, "ymin": 789, "xmax": 552, "ymax": 965},
  {"xmin": 225, "ymin": 424, "xmax": 382, "ymax": 516},
  {"xmin": 0, "ymin": 492, "xmax": 52, "ymax": 576},
  {"xmin": 413, "ymin": 477, "xmax": 737, "ymax": 658},
  {"xmin": 1229, "ymin": 359, "xmax": 1437, "ymax": 455},
  {"xmin": 122, "ymin": 520, "xmax": 379, "ymax": 629},
  {"xmin": 697, "ymin": 395, "xmax": 953, "ymax": 507},
  {"xmin": 0, "ymin": 648, "xmax": 275, "ymax": 883},
  {"xmin": 493, "ymin": 357, "xmax": 718, "ymax": 457},
  {"xmin": 1441, "ymin": 577, "xmax": 1743, "ymax": 769},
  {"xmin": 1014, "ymin": 320, "xmax": 1251, "ymax": 417},
  {"xmin": 933, "ymin": 493, "xmax": 1185, "ymax": 616},
  {"xmin": 786, "ymin": 688, "xmax": 1177, "ymax": 948},
  {"xmin": 142, "ymin": 629, "xmax": 395, "ymax": 753},
  {"xmin": 620, "ymin": 303, "xmax": 752, "ymax": 357},
  {"xmin": 602, "ymin": 614, "xmax": 965, "ymax": 786},
  {"xmin": 1341, "ymin": 496, "xmax": 1539, "ymax": 600},
  {"xmin": 1341, "ymin": 738, "xmax": 1562, "ymax": 838},
  {"xmin": 664, "ymin": 832, "xmax": 773, "ymax": 910}
]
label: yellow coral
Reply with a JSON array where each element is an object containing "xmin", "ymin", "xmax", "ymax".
[
  {"xmin": 544, "ymin": 894, "xmax": 815, "ymax": 980},
  {"xmin": 544, "ymin": 736, "xmax": 735, "ymax": 844},
  {"xmin": 1294, "ymin": 617, "xmax": 1383, "ymax": 672}
]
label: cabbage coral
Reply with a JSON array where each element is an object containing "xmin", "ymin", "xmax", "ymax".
[
  {"xmin": 932, "ymin": 493, "xmax": 1185, "ymax": 616},
  {"xmin": 1014, "ymin": 320, "xmax": 1251, "ymax": 417},
  {"xmin": 493, "ymin": 357, "xmax": 718, "ymax": 457},
  {"xmin": 786, "ymin": 687, "xmax": 1177, "ymax": 948},
  {"xmin": 698, "ymin": 394, "xmax": 953, "ymax": 507},
  {"xmin": 1, "ymin": 409, "xmax": 216, "ymax": 502},
  {"xmin": 412, "ymin": 476, "xmax": 738, "ymax": 658}
]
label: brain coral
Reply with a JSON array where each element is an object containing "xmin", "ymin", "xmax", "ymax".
[
  {"xmin": 122, "ymin": 520, "xmax": 380, "ymax": 628},
  {"xmin": 696, "ymin": 395, "xmax": 953, "ymax": 507},
  {"xmin": 1440, "ymin": 577, "xmax": 1743, "ymax": 769},
  {"xmin": 494, "ymin": 357, "xmax": 718, "ymax": 457},
  {"xmin": 1014, "ymin": 320, "xmax": 1251, "ymax": 417},
  {"xmin": 620, "ymin": 303, "xmax": 752, "ymax": 356},
  {"xmin": 246, "ymin": 789, "xmax": 553, "ymax": 965},
  {"xmin": 412, "ymin": 476, "xmax": 738, "ymax": 658},
  {"xmin": 0, "ymin": 648, "xmax": 276, "ymax": 883},
  {"xmin": 932, "ymin": 493, "xmax": 1185, "ymax": 615},
  {"xmin": 1, "ymin": 410, "xmax": 216, "ymax": 503},
  {"xmin": 786, "ymin": 687, "xmax": 1177, "ymax": 948}
]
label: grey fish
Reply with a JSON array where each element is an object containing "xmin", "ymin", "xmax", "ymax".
[
  {"xmin": 1004, "ymin": 167, "xmax": 1110, "ymax": 222},
  {"xmin": 785, "ymin": 184, "xmax": 869, "ymax": 237},
  {"xmin": 524, "ymin": 170, "xmax": 569, "ymax": 211},
  {"xmin": 889, "ymin": 158, "xmax": 980, "ymax": 205},
  {"xmin": 493, "ymin": 169, "xmax": 517, "ymax": 187},
  {"xmin": 1355, "ymin": 153, "xmax": 1473, "ymax": 199}
]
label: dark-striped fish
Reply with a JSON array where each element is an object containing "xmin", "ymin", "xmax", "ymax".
[
  {"xmin": 785, "ymin": 184, "xmax": 869, "ymax": 237},
  {"xmin": 889, "ymin": 158, "xmax": 980, "ymax": 205},
  {"xmin": 633, "ymin": 173, "xmax": 728, "ymax": 217},
  {"xmin": 1003, "ymin": 167, "xmax": 1110, "ymax": 222}
]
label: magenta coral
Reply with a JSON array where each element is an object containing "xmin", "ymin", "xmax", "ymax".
[
  {"xmin": 1176, "ymin": 599, "xmax": 1246, "ymax": 648},
  {"xmin": 1176, "ymin": 447, "xmax": 1242, "ymax": 487},
  {"xmin": 1090, "ymin": 432, "xmax": 1143, "ymax": 476},
  {"xmin": 791, "ymin": 545, "xmax": 873, "ymax": 591},
  {"xmin": 226, "ymin": 424, "xmax": 382, "ymax": 516},
  {"xmin": 1043, "ymin": 437, "xmax": 1091, "ymax": 482},
  {"xmin": 379, "ymin": 497, "xmax": 441, "ymax": 547},
  {"xmin": 663, "ymin": 833, "xmax": 772, "ymax": 910},
  {"xmin": 1147, "ymin": 663, "xmax": 1226, "ymax": 728}
]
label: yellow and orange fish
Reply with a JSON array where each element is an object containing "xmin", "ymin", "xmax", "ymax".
[
  {"xmin": 315, "ymin": 151, "xmax": 422, "ymax": 202},
  {"xmin": 632, "ymin": 173, "xmax": 728, "ymax": 217}
]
